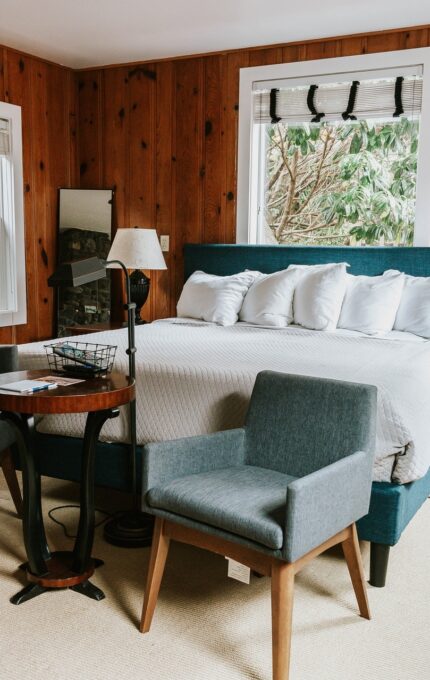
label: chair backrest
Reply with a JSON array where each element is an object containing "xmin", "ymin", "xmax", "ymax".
[
  {"xmin": 244, "ymin": 371, "xmax": 377, "ymax": 478},
  {"xmin": 0, "ymin": 345, "xmax": 18, "ymax": 374}
]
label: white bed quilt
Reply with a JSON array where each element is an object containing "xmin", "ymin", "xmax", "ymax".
[{"xmin": 17, "ymin": 320, "xmax": 430, "ymax": 484}]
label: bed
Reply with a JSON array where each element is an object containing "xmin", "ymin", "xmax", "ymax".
[{"xmin": 16, "ymin": 244, "xmax": 430, "ymax": 587}]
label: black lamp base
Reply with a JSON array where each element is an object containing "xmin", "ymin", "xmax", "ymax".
[
  {"xmin": 130, "ymin": 269, "xmax": 150, "ymax": 326},
  {"xmin": 103, "ymin": 510, "xmax": 155, "ymax": 548}
]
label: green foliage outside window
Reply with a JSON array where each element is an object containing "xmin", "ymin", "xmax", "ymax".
[{"xmin": 263, "ymin": 118, "xmax": 419, "ymax": 245}]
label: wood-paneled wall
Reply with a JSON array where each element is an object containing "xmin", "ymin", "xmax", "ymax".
[
  {"xmin": 1, "ymin": 25, "xmax": 429, "ymax": 341},
  {"xmin": 77, "ymin": 25, "xmax": 430, "ymax": 321},
  {"xmin": 0, "ymin": 47, "xmax": 77, "ymax": 344}
]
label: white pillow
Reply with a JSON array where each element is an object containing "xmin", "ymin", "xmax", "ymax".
[
  {"xmin": 177, "ymin": 270, "xmax": 257, "ymax": 326},
  {"xmin": 288, "ymin": 263, "xmax": 349, "ymax": 331},
  {"xmin": 239, "ymin": 268, "xmax": 302, "ymax": 327},
  {"xmin": 338, "ymin": 271, "xmax": 405, "ymax": 334},
  {"xmin": 385, "ymin": 269, "xmax": 430, "ymax": 338}
]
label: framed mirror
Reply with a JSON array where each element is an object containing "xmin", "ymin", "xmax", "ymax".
[{"xmin": 56, "ymin": 188, "xmax": 114, "ymax": 337}]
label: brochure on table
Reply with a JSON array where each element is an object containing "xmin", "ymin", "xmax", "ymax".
[{"xmin": 0, "ymin": 375, "xmax": 84, "ymax": 394}]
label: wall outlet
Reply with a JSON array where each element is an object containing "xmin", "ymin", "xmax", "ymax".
[{"xmin": 160, "ymin": 235, "xmax": 169, "ymax": 252}]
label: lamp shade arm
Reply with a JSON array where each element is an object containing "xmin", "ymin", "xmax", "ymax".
[{"xmin": 103, "ymin": 259, "xmax": 137, "ymax": 382}]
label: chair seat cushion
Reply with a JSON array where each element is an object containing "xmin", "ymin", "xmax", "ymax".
[
  {"xmin": 0, "ymin": 421, "xmax": 15, "ymax": 451},
  {"xmin": 147, "ymin": 465, "xmax": 297, "ymax": 550}
]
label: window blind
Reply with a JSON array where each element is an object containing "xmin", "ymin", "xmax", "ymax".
[
  {"xmin": 253, "ymin": 75, "xmax": 423, "ymax": 124},
  {"xmin": 0, "ymin": 118, "xmax": 10, "ymax": 156}
]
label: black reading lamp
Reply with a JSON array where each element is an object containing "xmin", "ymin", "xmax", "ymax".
[{"xmin": 48, "ymin": 227, "xmax": 167, "ymax": 548}]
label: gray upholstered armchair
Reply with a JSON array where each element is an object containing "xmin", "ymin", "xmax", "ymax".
[
  {"xmin": 0, "ymin": 345, "xmax": 23, "ymax": 516},
  {"xmin": 139, "ymin": 371, "xmax": 377, "ymax": 680}
]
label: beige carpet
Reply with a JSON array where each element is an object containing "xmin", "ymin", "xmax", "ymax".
[{"xmin": 0, "ymin": 474, "xmax": 429, "ymax": 680}]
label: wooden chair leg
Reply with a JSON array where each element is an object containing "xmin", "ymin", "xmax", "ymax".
[
  {"xmin": 341, "ymin": 524, "xmax": 371, "ymax": 620},
  {"xmin": 271, "ymin": 561, "xmax": 295, "ymax": 680},
  {"xmin": 140, "ymin": 518, "xmax": 170, "ymax": 633},
  {"xmin": 0, "ymin": 448, "xmax": 23, "ymax": 518}
]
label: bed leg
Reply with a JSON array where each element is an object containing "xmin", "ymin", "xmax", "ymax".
[{"xmin": 369, "ymin": 542, "xmax": 390, "ymax": 588}]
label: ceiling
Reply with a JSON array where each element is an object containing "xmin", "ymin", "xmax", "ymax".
[{"xmin": 0, "ymin": 1, "xmax": 428, "ymax": 69}]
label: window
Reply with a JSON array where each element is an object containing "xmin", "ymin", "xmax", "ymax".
[
  {"xmin": 237, "ymin": 48, "xmax": 430, "ymax": 246},
  {"xmin": 0, "ymin": 102, "xmax": 26, "ymax": 327}
]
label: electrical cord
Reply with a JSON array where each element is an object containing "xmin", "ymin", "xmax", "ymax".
[{"xmin": 48, "ymin": 504, "xmax": 115, "ymax": 539}]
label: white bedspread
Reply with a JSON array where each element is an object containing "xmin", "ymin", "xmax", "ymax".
[{"xmin": 17, "ymin": 320, "xmax": 430, "ymax": 484}]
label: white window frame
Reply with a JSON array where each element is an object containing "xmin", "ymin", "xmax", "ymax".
[
  {"xmin": 0, "ymin": 101, "xmax": 26, "ymax": 327},
  {"xmin": 237, "ymin": 48, "xmax": 430, "ymax": 246}
]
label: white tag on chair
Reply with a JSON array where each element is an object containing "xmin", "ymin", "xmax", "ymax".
[{"xmin": 226, "ymin": 558, "xmax": 251, "ymax": 584}]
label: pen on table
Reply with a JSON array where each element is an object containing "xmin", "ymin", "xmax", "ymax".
[{"xmin": 24, "ymin": 384, "xmax": 57, "ymax": 393}]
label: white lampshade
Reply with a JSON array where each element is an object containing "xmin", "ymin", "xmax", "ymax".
[{"xmin": 106, "ymin": 228, "xmax": 167, "ymax": 270}]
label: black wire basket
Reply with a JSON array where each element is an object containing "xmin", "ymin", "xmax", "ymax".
[{"xmin": 44, "ymin": 341, "xmax": 117, "ymax": 378}]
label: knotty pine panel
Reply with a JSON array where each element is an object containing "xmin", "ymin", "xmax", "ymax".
[
  {"xmin": 155, "ymin": 60, "xmax": 175, "ymax": 318},
  {"xmin": 401, "ymin": 28, "xmax": 429, "ymax": 49},
  {"xmin": 45, "ymin": 65, "xmax": 78, "ymax": 336},
  {"xmin": 128, "ymin": 64, "xmax": 157, "ymax": 322},
  {"xmin": 101, "ymin": 66, "xmax": 130, "ymax": 322},
  {"xmin": 306, "ymin": 39, "xmax": 342, "ymax": 61},
  {"xmin": 173, "ymin": 58, "xmax": 205, "ymax": 302},
  {"xmin": 30, "ymin": 61, "xmax": 51, "ymax": 339},
  {"xmin": 282, "ymin": 44, "xmax": 308, "ymax": 62},
  {"xmin": 128, "ymin": 64, "xmax": 156, "ymax": 230},
  {"xmin": 367, "ymin": 31, "xmax": 403, "ymax": 54},
  {"xmin": 340, "ymin": 37, "xmax": 368, "ymax": 57},
  {"xmin": 248, "ymin": 47, "xmax": 284, "ymax": 66},
  {"xmin": 77, "ymin": 70, "xmax": 103, "ymax": 187},
  {"xmin": 102, "ymin": 66, "xmax": 130, "ymax": 231},
  {"xmin": 203, "ymin": 54, "xmax": 227, "ymax": 244}
]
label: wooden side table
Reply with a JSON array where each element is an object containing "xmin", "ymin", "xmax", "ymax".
[{"xmin": 0, "ymin": 369, "xmax": 135, "ymax": 605}]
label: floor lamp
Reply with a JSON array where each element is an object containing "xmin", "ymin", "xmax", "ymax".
[
  {"xmin": 48, "ymin": 227, "xmax": 167, "ymax": 548},
  {"xmin": 103, "ymin": 227, "xmax": 167, "ymax": 547}
]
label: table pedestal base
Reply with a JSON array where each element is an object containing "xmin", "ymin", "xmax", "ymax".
[{"xmin": 11, "ymin": 552, "xmax": 105, "ymax": 605}]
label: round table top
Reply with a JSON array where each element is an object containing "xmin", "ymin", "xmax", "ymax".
[{"xmin": 0, "ymin": 370, "xmax": 135, "ymax": 414}]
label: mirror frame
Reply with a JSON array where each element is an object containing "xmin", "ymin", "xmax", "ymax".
[{"xmin": 55, "ymin": 187, "xmax": 114, "ymax": 337}]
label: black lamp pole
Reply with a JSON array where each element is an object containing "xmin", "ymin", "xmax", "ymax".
[{"xmin": 102, "ymin": 259, "xmax": 154, "ymax": 547}]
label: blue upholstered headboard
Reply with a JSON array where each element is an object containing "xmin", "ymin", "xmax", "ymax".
[{"xmin": 184, "ymin": 244, "xmax": 430, "ymax": 279}]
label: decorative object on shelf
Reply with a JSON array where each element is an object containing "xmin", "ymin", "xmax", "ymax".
[
  {"xmin": 107, "ymin": 227, "xmax": 167, "ymax": 324},
  {"xmin": 45, "ymin": 341, "xmax": 117, "ymax": 378},
  {"xmin": 48, "ymin": 227, "xmax": 167, "ymax": 548}
]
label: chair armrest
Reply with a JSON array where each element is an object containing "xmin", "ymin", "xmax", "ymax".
[
  {"xmin": 0, "ymin": 345, "xmax": 18, "ymax": 374},
  {"xmin": 142, "ymin": 428, "xmax": 246, "ymax": 503},
  {"xmin": 283, "ymin": 450, "xmax": 373, "ymax": 562}
]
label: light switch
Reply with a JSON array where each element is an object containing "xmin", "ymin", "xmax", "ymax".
[{"xmin": 160, "ymin": 235, "xmax": 169, "ymax": 252}]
